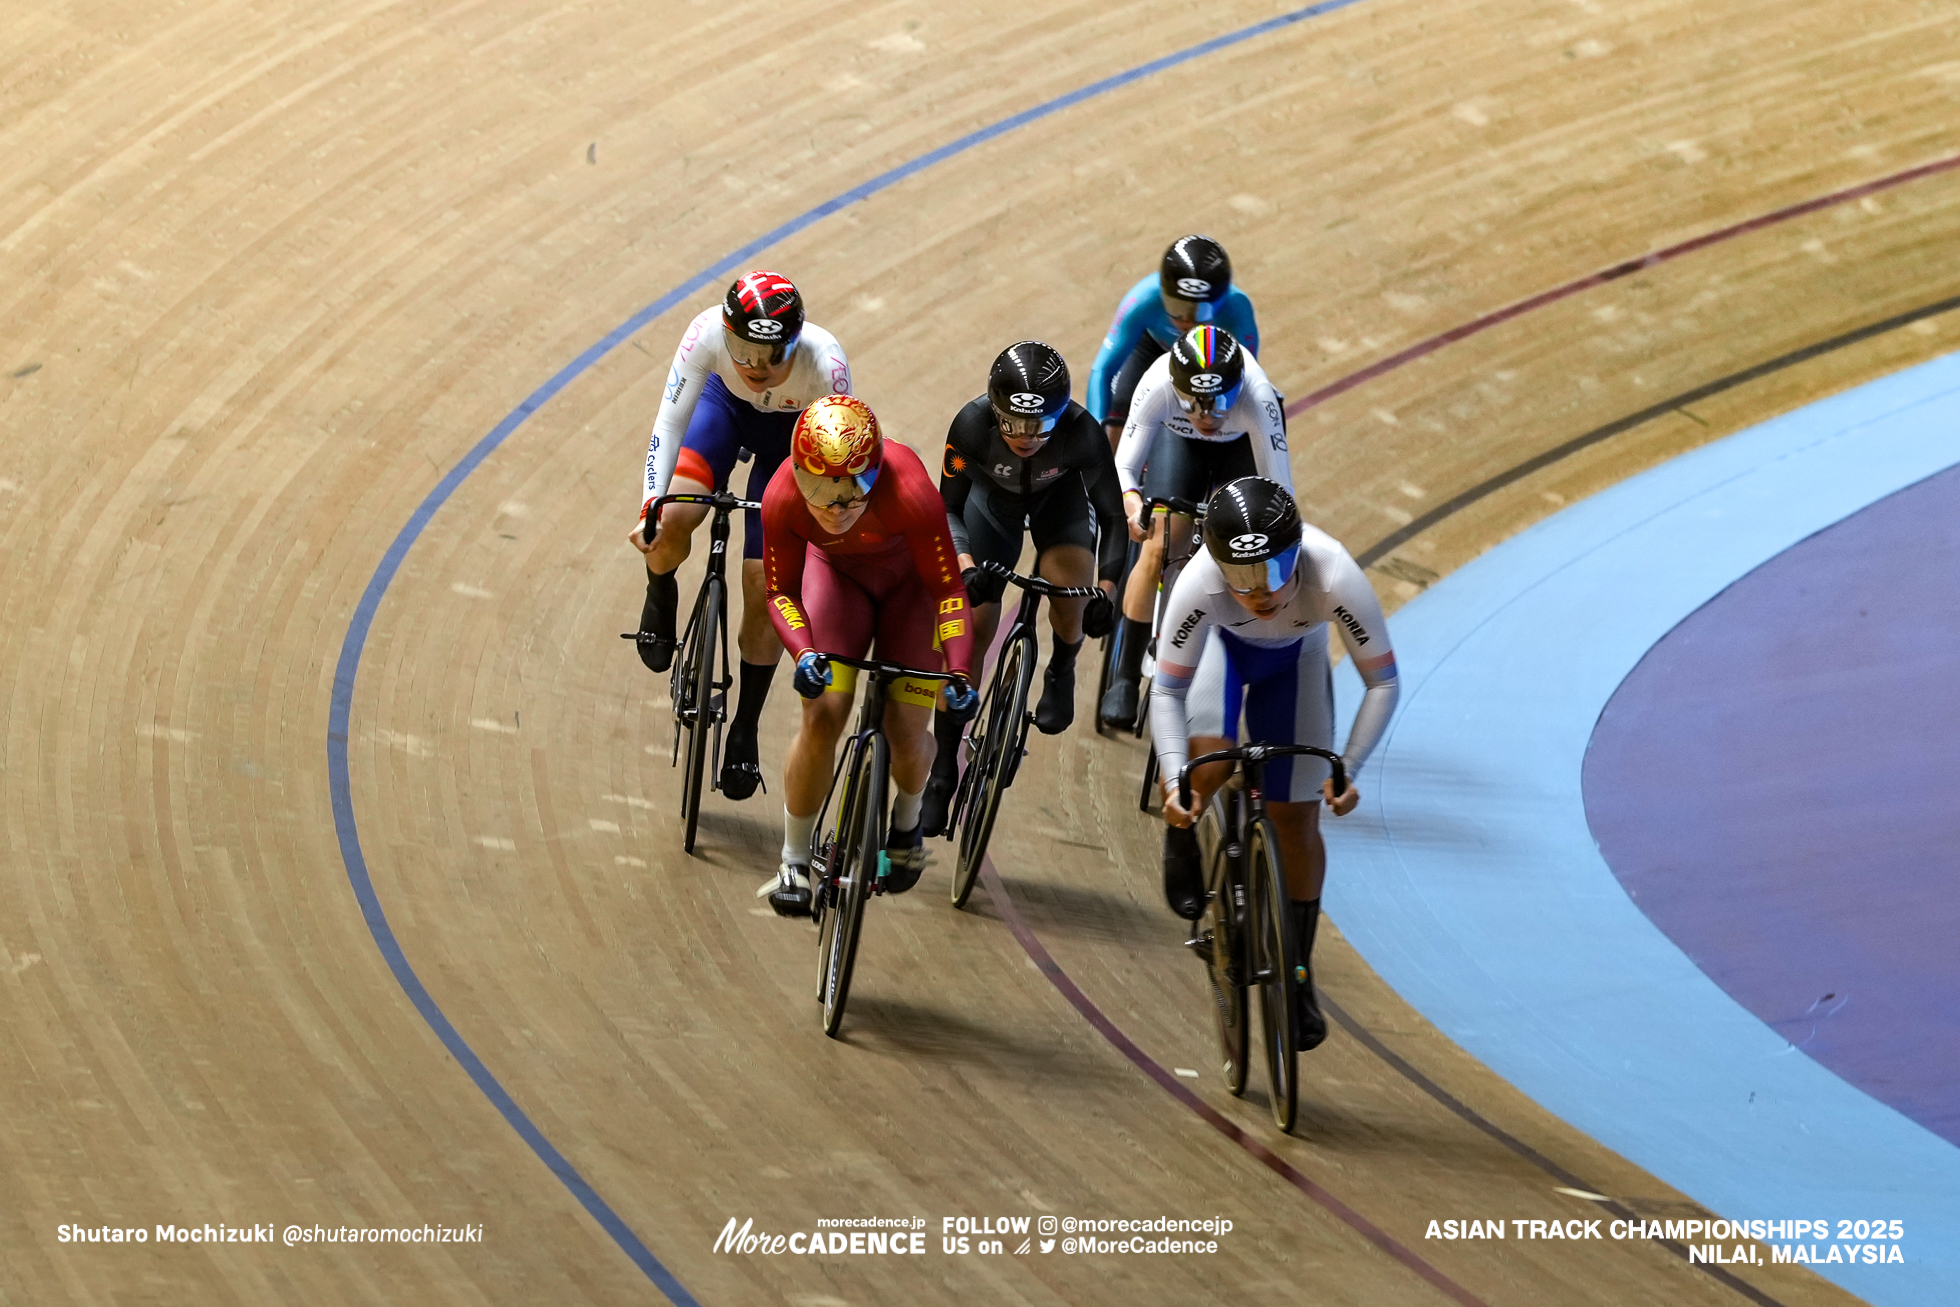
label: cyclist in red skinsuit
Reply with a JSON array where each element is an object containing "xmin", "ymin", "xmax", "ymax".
[{"xmin": 760, "ymin": 394, "xmax": 978, "ymax": 916}]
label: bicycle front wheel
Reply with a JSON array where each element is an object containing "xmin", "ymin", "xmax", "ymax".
[
  {"xmin": 679, "ymin": 574, "xmax": 721, "ymax": 855},
  {"xmin": 953, "ymin": 635, "xmax": 1031, "ymax": 909},
  {"xmin": 820, "ymin": 733, "xmax": 886, "ymax": 1037},
  {"xmin": 1200, "ymin": 798, "xmax": 1249, "ymax": 1096},
  {"xmin": 1249, "ymin": 816, "xmax": 1299, "ymax": 1132}
]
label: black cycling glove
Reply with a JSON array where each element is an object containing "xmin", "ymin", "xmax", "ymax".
[
  {"xmin": 962, "ymin": 565, "xmax": 1006, "ymax": 607},
  {"xmin": 1081, "ymin": 590, "xmax": 1115, "ymax": 640}
]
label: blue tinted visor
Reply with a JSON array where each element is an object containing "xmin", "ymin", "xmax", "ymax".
[
  {"xmin": 1218, "ymin": 542, "xmax": 1300, "ymax": 594},
  {"xmin": 1172, "ymin": 378, "xmax": 1245, "ymax": 416}
]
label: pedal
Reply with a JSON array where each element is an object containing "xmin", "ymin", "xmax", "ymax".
[{"xmin": 1184, "ymin": 931, "xmax": 1215, "ymax": 966}]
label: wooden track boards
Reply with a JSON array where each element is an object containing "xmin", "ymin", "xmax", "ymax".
[{"xmin": 5, "ymin": 0, "xmax": 1957, "ymax": 1301}]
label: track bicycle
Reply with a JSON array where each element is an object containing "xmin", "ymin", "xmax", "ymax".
[
  {"xmin": 806, "ymin": 654, "xmax": 958, "ymax": 1038},
  {"xmin": 619, "ymin": 489, "xmax": 760, "ymax": 854},
  {"xmin": 942, "ymin": 561, "xmax": 1101, "ymax": 909},
  {"xmin": 1176, "ymin": 743, "xmax": 1347, "ymax": 1134}
]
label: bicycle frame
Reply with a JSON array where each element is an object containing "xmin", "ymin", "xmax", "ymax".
[
  {"xmin": 943, "ymin": 562, "xmax": 1099, "ymax": 908},
  {"xmin": 807, "ymin": 653, "xmax": 956, "ymax": 1036},
  {"xmin": 653, "ymin": 490, "xmax": 755, "ymax": 762},
  {"xmin": 1175, "ymin": 742, "xmax": 1348, "ymax": 1131}
]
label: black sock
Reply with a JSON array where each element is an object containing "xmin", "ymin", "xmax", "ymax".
[
  {"xmin": 733, "ymin": 660, "xmax": 775, "ymax": 730},
  {"xmin": 931, "ymin": 709, "xmax": 963, "ymax": 782},
  {"xmin": 1291, "ymin": 897, "xmax": 1321, "ymax": 969},
  {"xmin": 643, "ymin": 568, "xmax": 677, "ymax": 623},
  {"xmin": 1049, "ymin": 633, "xmax": 1082, "ymax": 667},
  {"xmin": 1116, "ymin": 616, "xmax": 1151, "ymax": 681}
]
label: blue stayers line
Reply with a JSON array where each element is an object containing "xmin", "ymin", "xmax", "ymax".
[{"xmin": 324, "ymin": 1, "xmax": 1367, "ymax": 1298}]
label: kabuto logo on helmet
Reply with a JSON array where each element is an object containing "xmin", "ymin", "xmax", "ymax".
[
  {"xmin": 1189, "ymin": 372, "xmax": 1226, "ymax": 394},
  {"xmin": 1175, "ymin": 278, "xmax": 1212, "ymax": 299},
  {"xmin": 746, "ymin": 319, "xmax": 784, "ymax": 338},
  {"xmin": 1229, "ymin": 532, "xmax": 1268, "ymax": 556},
  {"xmin": 1006, "ymin": 392, "xmax": 1045, "ymax": 414}
]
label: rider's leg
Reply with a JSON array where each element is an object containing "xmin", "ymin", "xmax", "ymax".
[
  {"xmin": 720, "ymin": 430, "xmax": 795, "ymax": 799},
  {"xmin": 782, "ymin": 691, "xmax": 853, "ymax": 849},
  {"xmin": 1246, "ymin": 630, "xmax": 1336, "ymax": 1048},
  {"xmin": 1121, "ymin": 517, "xmax": 1163, "ymax": 624},
  {"xmin": 927, "ymin": 490, "xmax": 1014, "ymax": 830},
  {"xmin": 768, "ymin": 686, "xmax": 852, "ymax": 916},
  {"xmin": 922, "ymin": 596, "xmax": 995, "ymax": 834},
  {"xmin": 1100, "ymin": 513, "xmax": 1160, "ymax": 724},
  {"xmin": 1161, "ymin": 731, "xmax": 1234, "ymax": 920},
  {"xmin": 1157, "ymin": 512, "xmax": 1196, "ymax": 599},
  {"xmin": 636, "ymin": 481, "xmax": 709, "ymax": 673},
  {"xmin": 1269, "ymin": 798, "xmax": 1328, "ymax": 1049},
  {"xmin": 768, "ymin": 545, "xmax": 872, "ymax": 915},
  {"xmin": 872, "ymin": 567, "xmax": 952, "ymax": 893},
  {"xmin": 642, "ymin": 376, "xmax": 754, "ymax": 671},
  {"xmin": 719, "ymin": 565, "xmax": 782, "ymax": 799},
  {"xmin": 1161, "ymin": 622, "xmax": 1240, "ymax": 919},
  {"xmin": 1034, "ymin": 536, "xmax": 1095, "ymax": 734}
]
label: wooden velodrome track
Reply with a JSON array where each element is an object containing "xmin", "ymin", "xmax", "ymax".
[{"xmin": 4, "ymin": 0, "xmax": 1957, "ymax": 1301}]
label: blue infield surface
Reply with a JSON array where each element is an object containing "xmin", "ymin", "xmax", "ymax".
[{"xmin": 1330, "ymin": 349, "xmax": 1960, "ymax": 1305}]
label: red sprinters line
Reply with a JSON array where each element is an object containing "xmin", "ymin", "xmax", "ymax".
[
  {"xmin": 978, "ymin": 858, "xmax": 1491, "ymax": 1307},
  {"xmin": 1285, "ymin": 150, "xmax": 1960, "ymax": 418}
]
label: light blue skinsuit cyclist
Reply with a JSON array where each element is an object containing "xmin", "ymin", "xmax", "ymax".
[{"xmin": 1084, "ymin": 234, "xmax": 1261, "ymax": 445}]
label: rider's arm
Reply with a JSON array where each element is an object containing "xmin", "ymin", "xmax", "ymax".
[
  {"xmin": 1218, "ymin": 286, "xmax": 1259, "ymax": 359},
  {"xmin": 1239, "ymin": 358, "xmax": 1293, "ymax": 493},
  {"xmin": 938, "ymin": 401, "xmax": 989, "ymax": 561},
  {"xmin": 886, "ymin": 445, "xmax": 978, "ymax": 678},
  {"xmin": 939, "ymin": 442, "xmax": 976, "ymax": 559},
  {"xmin": 801, "ymin": 322, "xmax": 853, "ymax": 400},
  {"xmin": 1085, "ymin": 275, "xmax": 1158, "ymax": 425},
  {"xmin": 1147, "ymin": 565, "xmax": 1219, "ymax": 784},
  {"xmin": 1321, "ymin": 545, "xmax": 1400, "ymax": 778},
  {"xmin": 642, "ymin": 308, "xmax": 719, "ymax": 509},
  {"xmin": 1071, "ymin": 409, "xmax": 1129, "ymax": 583},
  {"xmin": 1114, "ymin": 363, "xmax": 1170, "ymax": 498},
  {"xmin": 758, "ymin": 467, "xmax": 818, "ymax": 659}
]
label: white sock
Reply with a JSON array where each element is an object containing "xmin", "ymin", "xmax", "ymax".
[
  {"xmin": 782, "ymin": 809, "xmax": 816, "ymax": 866},
  {"xmin": 890, "ymin": 786, "xmax": 923, "ymax": 834}
]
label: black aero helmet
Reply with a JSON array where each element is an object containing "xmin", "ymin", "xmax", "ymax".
[
  {"xmin": 988, "ymin": 340, "xmax": 1071, "ymax": 437},
  {"xmin": 1167, "ymin": 325, "xmax": 1247, "ymax": 416},
  {"xmin": 721, "ymin": 269, "xmax": 805, "ymax": 365},
  {"xmin": 1203, "ymin": 477, "xmax": 1304, "ymax": 594},
  {"xmin": 1160, "ymin": 235, "xmax": 1232, "ymax": 320}
]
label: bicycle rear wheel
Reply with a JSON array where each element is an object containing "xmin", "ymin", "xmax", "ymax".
[
  {"xmin": 952, "ymin": 635, "xmax": 1032, "ymax": 909},
  {"xmin": 1249, "ymin": 816, "xmax": 1299, "ymax": 1131},
  {"xmin": 679, "ymin": 574, "xmax": 721, "ymax": 854},
  {"xmin": 1199, "ymin": 795, "xmax": 1249, "ymax": 1096},
  {"xmin": 819, "ymin": 733, "xmax": 885, "ymax": 1037}
]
